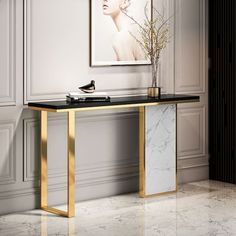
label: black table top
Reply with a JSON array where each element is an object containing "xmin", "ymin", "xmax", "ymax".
[{"xmin": 28, "ymin": 94, "xmax": 199, "ymax": 111}]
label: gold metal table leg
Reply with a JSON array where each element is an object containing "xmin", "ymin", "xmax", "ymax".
[
  {"xmin": 40, "ymin": 110, "xmax": 75, "ymax": 217},
  {"xmin": 139, "ymin": 107, "xmax": 145, "ymax": 198},
  {"xmin": 67, "ymin": 111, "xmax": 75, "ymax": 217},
  {"xmin": 41, "ymin": 111, "xmax": 48, "ymax": 208}
]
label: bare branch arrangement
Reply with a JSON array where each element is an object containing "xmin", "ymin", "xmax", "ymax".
[{"xmin": 122, "ymin": 2, "xmax": 172, "ymax": 88}]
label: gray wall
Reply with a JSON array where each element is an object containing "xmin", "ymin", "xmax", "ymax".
[{"xmin": 0, "ymin": 0, "xmax": 208, "ymax": 215}]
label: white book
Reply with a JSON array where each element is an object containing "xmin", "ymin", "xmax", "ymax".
[{"xmin": 68, "ymin": 92, "xmax": 109, "ymax": 98}]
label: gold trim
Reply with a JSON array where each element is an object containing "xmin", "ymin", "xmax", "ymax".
[
  {"xmin": 139, "ymin": 107, "xmax": 145, "ymax": 198},
  {"xmin": 141, "ymin": 190, "xmax": 177, "ymax": 198},
  {"xmin": 28, "ymin": 99, "xmax": 199, "ymax": 113},
  {"xmin": 67, "ymin": 111, "xmax": 75, "ymax": 218},
  {"xmin": 28, "ymin": 106, "xmax": 58, "ymax": 112},
  {"xmin": 41, "ymin": 207, "xmax": 68, "ymax": 217},
  {"xmin": 40, "ymin": 111, "xmax": 48, "ymax": 208},
  {"xmin": 40, "ymin": 111, "xmax": 76, "ymax": 218}
]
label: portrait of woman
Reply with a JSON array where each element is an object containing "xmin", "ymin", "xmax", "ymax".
[{"xmin": 91, "ymin": 0, "xmax": 151, "ymax": 66}]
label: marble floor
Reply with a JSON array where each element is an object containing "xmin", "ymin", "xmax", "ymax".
[{"xmin": 0, "ymin": 180, "xmax": 236, "ymax": 236}]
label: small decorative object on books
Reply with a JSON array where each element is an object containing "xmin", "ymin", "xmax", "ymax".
[
  {"xmin": 66, "ymin": 92, "xmax": 110, "ymax": 103},
  {"xmin": 78, "ymin": 80, "xmax": 96, "ymax": 93},
  {"xmin": 67, "ymin": 80, "xmax": 110, "ymax": 103},
  {"xmin": 122, "ymin": 3, "xmax": 172, "ymax": 98}
]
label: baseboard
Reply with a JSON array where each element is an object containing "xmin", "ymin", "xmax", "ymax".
[
  {"xmin": 178, "ymin": 164, "xmax": 209, "ymax": 184},
  {"xmin": 0, "ymin": 165, "xmax": 209, "ymax": 215},
  {"xmin": 0, "ymin": 175, "xmax": 138, "ymax": 216}
]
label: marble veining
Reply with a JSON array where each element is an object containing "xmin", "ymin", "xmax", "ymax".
[
  {"xmin": 0, "ymin": 181, "xmax": 236, "ymax": 236},
  {"xmin": 145, "ymin": 105, "xmax": 176, "ymax": 195}
]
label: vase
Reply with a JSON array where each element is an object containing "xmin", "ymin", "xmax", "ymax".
[
  {"xmin": 147, "ymin": 87, "xmax": 161, "ymax": 98},
  {"xmin": 147, "ymin": 61, "xmax": 161, "ymax": 98}
]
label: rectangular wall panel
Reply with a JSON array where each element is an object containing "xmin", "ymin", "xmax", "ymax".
[
  {"xmin": 23, "ymin": 118, "xmax": 39, "ymax": 181},
  {"xmin": 23, "ymin": 112, "xmax": 139, "ymax": 185},
  {"xmin": 24, "ymin": 0, "xmax": 174, "ymax": 102},
  {"xmin": 0, "ymin": 0, "xmax": 16, "ymax": 105},
  {"xmin": 175, "ymin": 0, "xmax": 206, "ymax": 93},
  {"xmin": 0, "ymin": 122, "xmax": 15, "ymax": 184},
  {"xmin": 177, "ymin": 105, "xmax": 206, "ymax": 159},
  {"xmin": 175, "ymin": 0, "xmax": 208, "ymax": 181}
]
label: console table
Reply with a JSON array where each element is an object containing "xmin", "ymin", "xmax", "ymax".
[{"xmin": 28, "ymin": 94, "xmax": 199, "ymax": 217}]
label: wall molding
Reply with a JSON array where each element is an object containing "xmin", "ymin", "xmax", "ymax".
[
  {"xmin": 23, "ymin": 111, "xmax": 139, "ymax": 182},
  {"xmin": 0, "ymin": 162, "xmax": 208, "ymax": 200},
  {"xmin": 178, "ymin": 163, "xmax": 208, "ymax": 170},
  {"xmin": 175, "ymin": 0, "xmax": 206, "ymax": 94},
  {"xmin": 23, "ymin": 0, "xmax": 175, "ymax": 103},
  {"xmin": 0, "ymin": 171, "xmax": 138, "ymax": 200},
  {"xmin": 23, "ymin": 118, "xmax": 39, "ymax": 182},
  {"xmin": 177, "ymin": 104, "xmax": 206, "ymax": 158},
  {"xmin": 0, "ymin": 0, "xmax": 16, "ymax": 106},
  {"xmin": 161, "ymin": 0, "xmax": 175, "ymax": 93},
  {"xmin": 0, "ymin": 121, "xmax": 16, "ymax": 185},
  {"xmin": 23, "ymin": 0, "xmax": 149, "ymax": 103},
  {"xmin": 178, "ymin": 153, "xmax": 207, "ymax": 160}
]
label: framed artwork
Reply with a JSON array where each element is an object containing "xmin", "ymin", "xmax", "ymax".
[{"xmin": 90, "ymin": 0, "xmax": 152, "ymax": 66}]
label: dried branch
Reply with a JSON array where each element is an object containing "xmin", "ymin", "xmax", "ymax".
[{"xmin": 121, "ymin": 2, "xmax": 172, "ymax": 87}]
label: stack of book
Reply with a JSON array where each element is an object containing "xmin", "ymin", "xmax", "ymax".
[{"xmin": 66, "ymin": 92, "xmax": 110, "ymax": 103}]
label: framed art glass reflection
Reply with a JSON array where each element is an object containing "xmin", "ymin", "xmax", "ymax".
[{"xmin": 90, "ymin": 0, "xmax": 152, "ymax": 66}]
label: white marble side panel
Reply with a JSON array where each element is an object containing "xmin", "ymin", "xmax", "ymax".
[{"xmin": 145, "ymin": 104, "xmax": 176, "ymax": 195}]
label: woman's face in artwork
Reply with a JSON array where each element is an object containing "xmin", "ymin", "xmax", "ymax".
[{"xmin": 102, "ymin": 0, "xmax": 130, "ymax": 16}]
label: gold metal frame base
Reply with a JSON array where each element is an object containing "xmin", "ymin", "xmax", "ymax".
[
  {"xmin": 139, "ymin": 190, "xmax": 177, "ymax": 198},
  {"xmin": 40, "ymin": 111, "xmax": 75, "ymax": 218},
  {"xmin": 41, "ymin": 207, "xmax": 70, "ymax": 218}
]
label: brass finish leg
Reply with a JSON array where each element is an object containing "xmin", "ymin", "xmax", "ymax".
[
  {"xmin": 41, "ymin": 111, "xmax": 48, "ymax": 208},
  {"xmin": 40, "ymin": 111, "xmax": 76, "ymax": 218},
  {"xmin": 67, "ymin": 111, "xmax": 75, "ymax": 217},
  {"xmin": 139, "ymin": 107, "xmax": 145, "ymax": 198}
]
